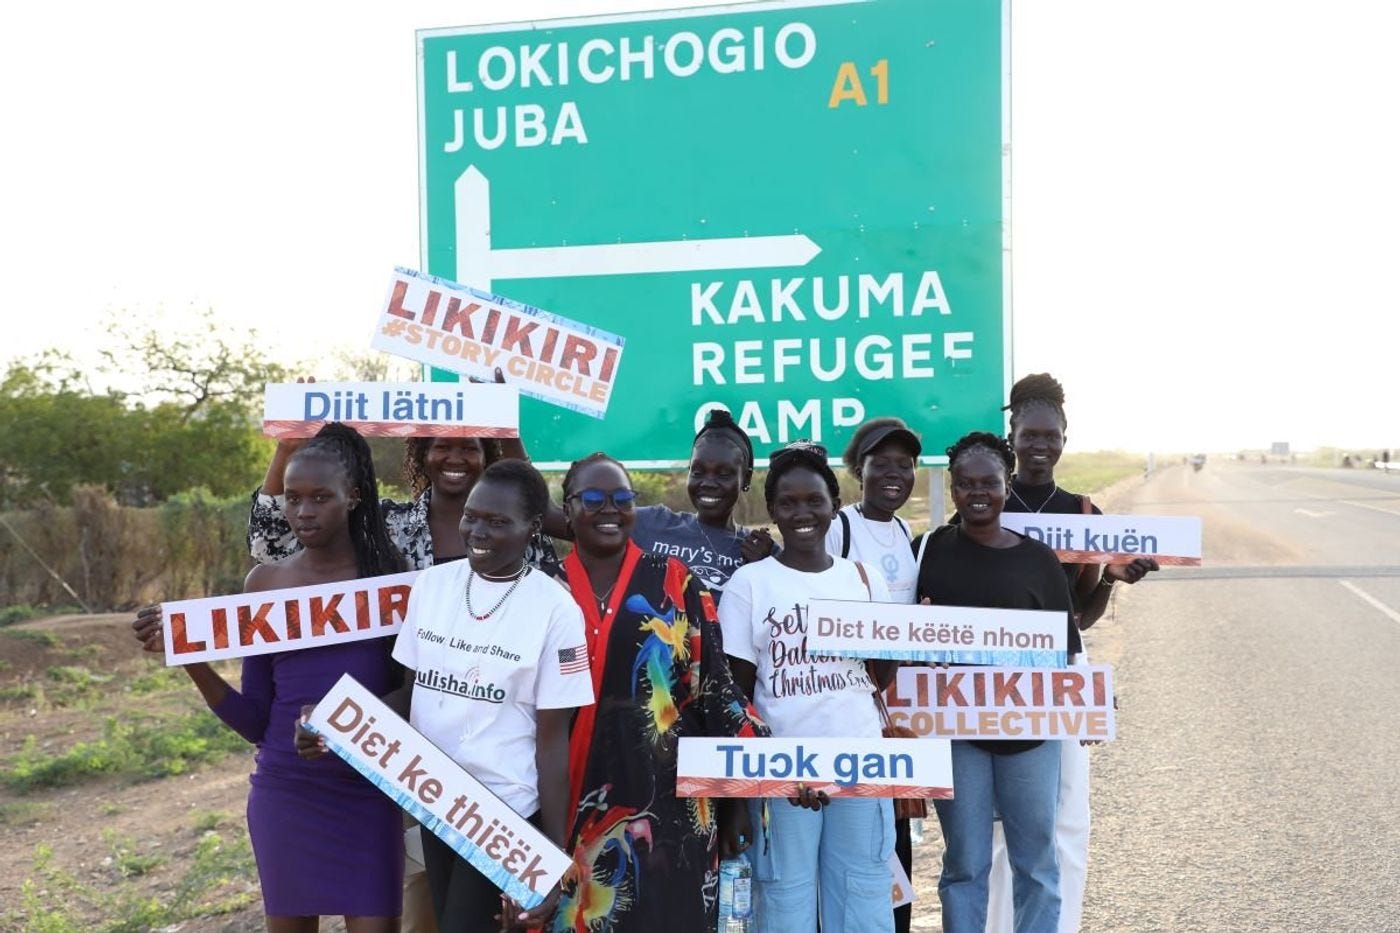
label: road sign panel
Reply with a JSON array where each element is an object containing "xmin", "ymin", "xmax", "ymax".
[{"xmin": 418, "ymin": 0, "xmax": 1008, "ymax": 467}]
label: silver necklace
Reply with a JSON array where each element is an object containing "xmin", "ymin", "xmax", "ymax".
[
  {"xmin": 854, "ymin": 504, "xmax": 898, "ymax": 548},
  {"xmin": 595, "ymin": 578, "xmax": 618, "ymax": 617},
  {"xmin": 1009, "ymin": 479, "xmax": 1060, "ymax": 514},
  {"xmin": 464, "ymin": 565, "xmax": 530, "ymax": 620},
  {"xmin": 693, "ymin": 515, "xmax": 743, "ymax": 558}
]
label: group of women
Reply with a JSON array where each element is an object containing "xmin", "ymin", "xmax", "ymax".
[{"xmin": 133, "ymin": 373, "xmax": 1157, "ymax": 933}]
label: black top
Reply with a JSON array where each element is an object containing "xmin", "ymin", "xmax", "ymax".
[
  {"xmin": 1003, "ymin": 477, "xmax": 1103, "ymax": 621},
  {"xmin": 914, "ymin": 524, "xmax": 1075, "ymax": 754}
]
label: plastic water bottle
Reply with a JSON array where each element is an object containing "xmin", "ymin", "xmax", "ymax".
[{"xmin": 717, "ymin": 838, "xmax": 753, "ymax": 931}]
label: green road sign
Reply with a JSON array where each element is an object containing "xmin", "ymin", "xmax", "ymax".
[{"xmin": 418, "ymin": 0, "xmax": 1008, "ymax": 467}]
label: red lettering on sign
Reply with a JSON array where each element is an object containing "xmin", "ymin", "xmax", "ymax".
[
  {"xmin": 168, "ymin": 612, "xmax": 207, "ymax": 654},
  {"xmin": 310, "ymin": 595, "xmax": 349, "ymax": 635},
  {"xmin": 237, "ymin": 602, "xmax": 279, "ymax": 645},
  {"xmin": 559, "ymin": 334, "xmax": 597, "ymax": 376},
  {"xmin": 379, "ymin": 584, "xmax": 410, "ymax": 627}
]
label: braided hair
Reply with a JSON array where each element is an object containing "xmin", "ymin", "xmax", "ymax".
[
  {"xmin": 290, "ymin": 423, "xmax": 406, "ymax": 577},
  {"xmin": 1004, "ymin": 373, "xmax": 1067, "ymax": 435},
  {"xmin": 562, "ymin": 451, "xmax": 631, "ymax": 498},
  {"xmin": 763, "ymin": 441, "xmax": 840, "ymax": 511},
  {"xmin": 693, "ymin": 408, "xmax": 754, "ymax": 475},
  {"xmin": 402, "ymin": 436, "xmax": 503, "ymax": 498},
  {"xmin": 945, "ymin": 431, "xmax": 1016, "ymax": 478}
]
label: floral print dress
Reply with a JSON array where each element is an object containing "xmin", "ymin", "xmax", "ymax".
[{"xmin": 552, "ymin": 544, "xmax": 767, "ymax": 933}]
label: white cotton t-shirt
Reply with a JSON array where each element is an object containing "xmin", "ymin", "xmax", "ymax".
[
  {"xmin": 824, "ymin": 504, "xmax": 918, "ymax": 605},
  {"xmin": 392, "ymin": 561, "xmax": 595, "ymax": 815},
  {"xmin": 719, "ymin": 556, "xmax": 889, "ymax": 739}
]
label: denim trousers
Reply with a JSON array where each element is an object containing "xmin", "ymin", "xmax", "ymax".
[
  {"xmin": 934, "ymin": 740, "xmax": 1061, "ymax": 933},
  {"xmin": 987, "ymin": 654, "xmax": 1094, "ymax": 933},
  {"xmin": 748, "ymin": 797, "xmax": 895, "ymax": 933}
]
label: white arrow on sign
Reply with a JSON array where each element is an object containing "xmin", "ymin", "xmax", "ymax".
[{"xmin": 453, "ymin": 165, "xmax": 821, "ymax": 291}]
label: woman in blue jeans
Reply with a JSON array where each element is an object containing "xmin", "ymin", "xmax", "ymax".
[
  {"xmin": 913, "ymin": 432, "xmax": 1075, "ymax": 933},
  {"xmin": 720, "ymin": 441, "xmax": 898, "ymax": 933}
]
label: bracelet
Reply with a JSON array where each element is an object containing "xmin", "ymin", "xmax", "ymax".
[{"xmin": 1098, "ymin": 574, "xmax": 1116, "ymax": 589}]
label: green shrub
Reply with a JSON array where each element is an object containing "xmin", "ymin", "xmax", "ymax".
[{"xmin": 1, "ymin": 711, "xmax": 247, "ymax": 793}]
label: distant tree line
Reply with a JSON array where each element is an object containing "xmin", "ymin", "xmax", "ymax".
[{"xmin": 0, "ymin": 311, "xmax": 285, "ymax": 508}]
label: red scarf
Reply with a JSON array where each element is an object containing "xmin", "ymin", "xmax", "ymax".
[{"xmin": 562, "ymin": 541, "xmax": 643, "ymax": 822}]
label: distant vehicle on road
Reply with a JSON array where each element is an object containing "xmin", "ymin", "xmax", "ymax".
[{"xmin": 1190, "ymin": 453, "xmax": 1206, "ymax": 472}]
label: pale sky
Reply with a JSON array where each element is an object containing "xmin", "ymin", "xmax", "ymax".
[{"xmin": 1, "ymin": 0, "xmax": 1395, "ymax": 453}]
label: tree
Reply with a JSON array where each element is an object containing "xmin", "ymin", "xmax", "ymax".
[
  {"xmin": 1, "ymin": 312, "xmax": 282, "ymax": 506},
  {"xmin": 97, "ymin": 307, "xmax": 288, "ymax": 420}
]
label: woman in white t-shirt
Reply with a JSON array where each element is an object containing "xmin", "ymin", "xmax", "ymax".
[
  {"xmin": 390, "ymin": 460, "xmax": 595, "ymax": 932},
  {"xmin": 826, "ymin": 417, "xmax": 921, "ymax": 604},
  {"xmin": 824, "ymin": 417, "xmax": 922, "ymax": 933},
  {"xmin": 720, "ymin": 441, "xmax": 898, "ymax": 933}
]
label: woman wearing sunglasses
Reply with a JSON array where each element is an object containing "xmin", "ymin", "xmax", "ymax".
[{"xmin": 549, "ymin": 452, "xmax": 768, "ymax": 932}]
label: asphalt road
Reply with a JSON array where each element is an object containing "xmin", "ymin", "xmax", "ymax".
[{"xmin": 1080, "ymin": 462, "xmax": 1400, "ymax": 932}]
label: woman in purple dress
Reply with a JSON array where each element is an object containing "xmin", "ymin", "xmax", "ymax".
[{"xmin": 136, "ymin": 424, "xmax": 406, "ymax": 932}]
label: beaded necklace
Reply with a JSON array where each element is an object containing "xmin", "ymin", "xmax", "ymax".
[{"xmin": 463, "ymin": 564, "xmax": 530, "ymax": 620}]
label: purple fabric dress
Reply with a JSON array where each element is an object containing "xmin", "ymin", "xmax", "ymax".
[{"xmin": 213, "ymin": 638, "xmax": 404, "ymax": 917}]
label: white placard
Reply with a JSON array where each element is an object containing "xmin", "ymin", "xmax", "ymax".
[
  {"xmin": 887, "ymin": 666, "xmax": 1115, "ymax": 741},
  {"xmin": 161, "ymin": 571, "xmax": 419, "ymax": 666},
  {"xmin": 676, "ymin": 737, "xmax": 953, "ymax": 799},
  {"xmin": 1000, "ymin": 513, "xmax": 1202, "ymax": 566},
  {"xmin": 806, "ymin": 599, "xmax": 1067, "ymax": 666},
  {"xmin": 306, "ymin": 674, "xmax": 570, "ymax": 909},
  {"xmin": 262, "ymin": 381, "xmax": 518, "ymax": 439},
  {"xmin": 371, "ymin": 267, "xmax": 625, "ymax": 419}
]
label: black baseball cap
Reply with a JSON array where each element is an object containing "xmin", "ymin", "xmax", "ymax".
[{"xmin": 856, "ymin": 424, "xmax": 922, "ymax": 460}]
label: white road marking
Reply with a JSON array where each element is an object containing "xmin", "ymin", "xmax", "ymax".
[
  {"xmin": 1293, "ymin": 508, "xmax": 1334, "ymax": 518},
  {"xmin": 1342, "ymin": 499, "xmax": 1400, "ymax": 518},
  {"xmin": 1340, "ymin": 580, "xmax": 1400, "ymax": 625}
]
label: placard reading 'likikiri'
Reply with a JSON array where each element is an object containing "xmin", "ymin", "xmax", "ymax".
[
  {"xmin": 887, "ymin": 665, "xmax": 1116, "ymax": 741},
  {"xmin": 161, "ymin": 572, "xmax": 419, "ymax": 667}
]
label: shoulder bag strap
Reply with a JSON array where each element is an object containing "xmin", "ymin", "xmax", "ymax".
[
  {"xmin": 853, "ymin": 559, "xmax": 872, "ymax": 598},
  {"xmin": 838, "ymin": 510, "xmax": 852, "ymax": 558}
]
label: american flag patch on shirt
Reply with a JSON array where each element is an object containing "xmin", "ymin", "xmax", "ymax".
[{"xmin": 558, "ymin": 645, "xmax": 589, "ymax": 675}]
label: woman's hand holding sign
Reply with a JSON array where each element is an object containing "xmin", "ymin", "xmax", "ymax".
[
  {"xmin": 132, "ymin": 605, "xmax": 164, "ymax": 654},
  {"xmin": 497, "ymin": 885, "xmax": 562, "ymax": 930},
  {"xmin": 296, "ymin": 705, "xmax": 329, "ymax": 759}
]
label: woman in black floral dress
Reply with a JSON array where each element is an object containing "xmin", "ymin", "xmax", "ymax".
[{"xmin": 248, "ymin": 433, "xmax": 560, "ymax": 573}]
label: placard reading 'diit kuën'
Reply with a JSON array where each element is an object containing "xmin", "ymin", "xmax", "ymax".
[{"xmin": 999, "ymin": 513, "xmax": 1202, "ymax": 566}]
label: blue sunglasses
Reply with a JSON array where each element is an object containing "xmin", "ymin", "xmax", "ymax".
[{"xmin": 569, "ymin": 487, "xmax": 639, "ymax": 512}]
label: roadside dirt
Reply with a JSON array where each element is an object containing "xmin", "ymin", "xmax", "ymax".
[{"xmin": 0, "ymin": 614, "xmax": 272, "ymax": 932}]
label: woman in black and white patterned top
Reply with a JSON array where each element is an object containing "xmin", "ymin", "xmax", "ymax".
[{"xmin": 247, "ymin": 434, "xmax": 561, "ymax": 573}]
